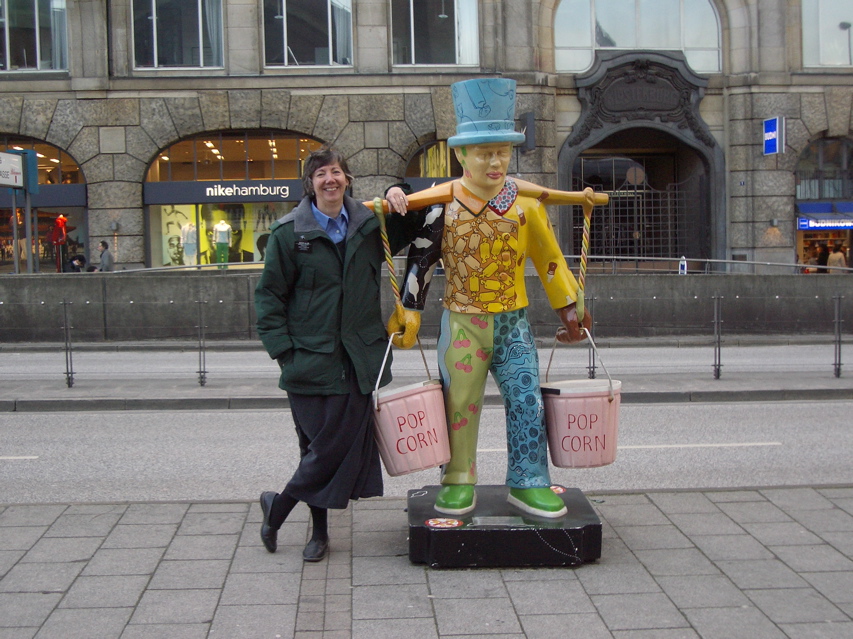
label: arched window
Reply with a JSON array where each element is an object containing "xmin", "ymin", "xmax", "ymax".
[
  {"xmin": 405, "ymin": 141, "xmax": 461, "ymax": 179},
  {"xmin": 1, "ymin": 135, "xmax": 86, "ymax": 272},
  {"xmin": 554, "ymin": 0, "xmax": 721, "ymax": 74},
  {"xmin": 803, "ymin": 0, "xmax": 853, "ymax": 67},
  {"xmin": 147, "ymin": 131, "xmax": 322, "ymax": 182},
  {"xmin": 144, "ymin": 131, "xmax": 323, "ymax": 268},
  {"xmin": 1, "ymin": 136, "xmax": 82, "ymax": 185}
]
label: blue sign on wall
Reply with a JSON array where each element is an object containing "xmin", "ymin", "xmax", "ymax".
[{"xmin": 763, "ymin": 117, "xmax": 784, "ymax": 155}]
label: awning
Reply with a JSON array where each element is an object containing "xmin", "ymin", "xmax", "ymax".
[
  {"xmin": 833, "ymin": 201, "xmax": 853, "ymax": 214},
  {"xmin": 796, "ymin": 202, "xmax": 833, "ymax": 214},
  {"xmin": 796, "ymin": 201, "xmax": 853, "ymax": 229}
]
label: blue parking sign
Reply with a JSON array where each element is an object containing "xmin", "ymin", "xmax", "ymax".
[{"xmin": 763, "ymin": 117, "xmax": 784, "ymax": 155}]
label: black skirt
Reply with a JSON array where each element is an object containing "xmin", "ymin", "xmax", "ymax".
[{"xmin": 284, "ymin": 362, "xmax": 383, "ymax": 509}]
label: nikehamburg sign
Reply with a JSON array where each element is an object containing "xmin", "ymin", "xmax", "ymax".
[
  {"xmin": 205, "ymin": 183, "xmax": 291, "ymax": 199},
  {"xmin": 144, "ymin": 179, "xmax": 303, "ymax": 204}
]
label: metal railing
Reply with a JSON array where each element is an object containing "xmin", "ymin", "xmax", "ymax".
[{"xmin": 5, "ymin": 293, "xmax": 832, "ymax": 387}]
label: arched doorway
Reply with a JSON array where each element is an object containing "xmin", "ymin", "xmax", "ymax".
[
  {"xmin": 0, "ymin": 135, "xmax": 86, "ymax": 274},
  {"xmin": 144, "ymin": 130, "xmax": 323, "ymax": 268},
  {"xmin": 569, "ymin": 127, "xmax": 711, "ymax": 262},
  {"xmin": 558, "ymin": 52, "xmax": 725, "ymax": 266}
]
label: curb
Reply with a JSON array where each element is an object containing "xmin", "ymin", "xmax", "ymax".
[{"xmin": 4, "ymin": 388, "xmax": 850, "ymax": 412}]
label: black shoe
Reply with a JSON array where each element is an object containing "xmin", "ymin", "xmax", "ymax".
[
  {"xmin": 302, "ymin": 538, "xmax": 329, "ymax": 562},
  {"xmin": 259, "ymin": 491, "xmax": 278, "ymax": 553}
]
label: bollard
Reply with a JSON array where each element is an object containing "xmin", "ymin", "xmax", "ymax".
[
  {"xmin": 61, "ymin": 300, "xmax": 74, "ymax": 388},
  {"xmin": 196, "ymin": 293, "xmax": 208, "ymax": 387},
  {"xmin": 834, "ymin": 295, "xmax": 843, "ymax": 378},
  {"xmin": 712, "ymin": 295, "xmax": 723, "ymax": 379}
]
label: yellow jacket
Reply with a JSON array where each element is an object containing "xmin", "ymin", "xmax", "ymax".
[{"xmin": 400, "ymin": 179, "xmax": 580, "ymax": 314}]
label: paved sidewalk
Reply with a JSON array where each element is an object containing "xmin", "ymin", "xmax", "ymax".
[{"xmin": 1, "ymin": 487, "xmax": 852, "ymax": 638}]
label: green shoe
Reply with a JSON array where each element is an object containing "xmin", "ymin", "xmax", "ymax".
[
  {"xmin": 507, "ymin": 487, "xmax": 567, "ymax": 518},
  {"xmin": 435, "ymin": 485, "xmax": 476, "ymax": 515}
]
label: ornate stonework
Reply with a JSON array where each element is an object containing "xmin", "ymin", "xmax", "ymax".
[{"xmin": 568, "ymin": 52, "xmax": 715, "ymax": 149}]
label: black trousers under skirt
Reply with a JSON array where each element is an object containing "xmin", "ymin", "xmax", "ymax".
[{"xmin": 284, "ymin": 365, "xmax": 384, "ymax": 509}]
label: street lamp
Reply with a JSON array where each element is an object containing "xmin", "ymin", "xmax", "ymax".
[{"xmin": 840, "ymin": 22, "xmax": 852, "ymax": 66}]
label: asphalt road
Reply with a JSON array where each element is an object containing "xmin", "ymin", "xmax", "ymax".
[{"xmin": 2, "ymin": 401, "xmax": 851, "ymax": 505}]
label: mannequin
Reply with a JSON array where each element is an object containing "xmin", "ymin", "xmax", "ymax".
[
  {"xmin": 181, "ymin": 222, "xmax": 198, "ymax": 266},
  {"xmin": 212, "ymin": 219, "xmax": 232, "ymax": 269}
]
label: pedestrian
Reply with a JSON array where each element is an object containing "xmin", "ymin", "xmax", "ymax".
[
  {"xmin": 827, "ymin": 243, "xmax": 847, "ymax": 274},
  {"xmin": 254, "ymin": 146, "xmax": 420, "ymax": 561},
  {"xmin": 65, "ymin": 255, "xmax": 86, "ymax": 272},
  {"xmin": 97, "ymin": 240, "xmax": 114, "ymax": 271},
  {"xmin": 816, "ymin": 244, "xmax": 830, "ymax": 273}
]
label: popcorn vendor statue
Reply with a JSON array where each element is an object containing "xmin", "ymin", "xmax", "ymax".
[{"xmin": 384, "ymin": 78, "xmax": 603, "ymax": 518}]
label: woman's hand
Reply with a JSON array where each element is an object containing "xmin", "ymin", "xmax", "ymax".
[{"xmin": 386, "ymin": 187, "xmax": 409, "ymax": 214}]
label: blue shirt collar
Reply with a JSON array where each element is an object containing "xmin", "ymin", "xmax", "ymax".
[{"xmin": 311, "ymin": 202, "xmax": 349, "ymax": 241}]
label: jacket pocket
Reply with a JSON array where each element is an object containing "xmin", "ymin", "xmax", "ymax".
[
  {"xmin": 294, "ymin": 266, "xmax": 316, "ymax": 315},
  {"xmin": 280, "ymin": 334, "xmax": 340, "ymax": 388},
  {"xmin": 357, "ymin": 324, "xmax": 392, "ymax": 387}
]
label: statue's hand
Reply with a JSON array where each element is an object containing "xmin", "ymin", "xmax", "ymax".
[
  {"xmin": 555, "ymin": 304, "xmax": 592, "ymax": 344},
  {"xmin": 582, "ymin": 186, "xmax": 597, "ymax": 209},
  {"xmin": 387, "ymin": 304, "xmax": 421, "ymax": 349}
]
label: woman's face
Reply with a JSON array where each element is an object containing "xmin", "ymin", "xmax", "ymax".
[{"xmin": 311, "ymin": 161, "xmax": 348, "ymax": 212}]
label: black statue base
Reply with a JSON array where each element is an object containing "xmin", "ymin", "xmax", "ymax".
[{"xmin": 407, "ymin": 485, "xmax": 602, "ymax": 568}]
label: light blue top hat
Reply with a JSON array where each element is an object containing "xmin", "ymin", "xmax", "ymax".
[{"xmin": 448, "ymin": 78, "xmax": 526, "ymax": 148}]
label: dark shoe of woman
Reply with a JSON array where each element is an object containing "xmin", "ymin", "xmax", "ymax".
[
  {"xmin": 259, "ymin": 491, "xmax": 278, "ymax": 553},
  {"xmin": 302, "ymin": 538, "xmax": 329, "ymax": 562}
]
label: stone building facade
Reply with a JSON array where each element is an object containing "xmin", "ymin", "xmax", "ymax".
[{"xmin": 1, "ymin": 0, "xmax": 851, "ymax": 272}]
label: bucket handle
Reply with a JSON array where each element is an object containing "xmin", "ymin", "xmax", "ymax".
[
  {"xmin": 546, "ymin": 328, "xmax": 615, "ymax": 403},
  {"xmin": 373, "ymin": 332, "xmax": 433, "ymax": 412}
]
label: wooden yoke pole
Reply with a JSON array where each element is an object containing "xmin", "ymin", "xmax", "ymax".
[{"xmin": 364, "ymin": 180, "xmax": 608, "ymax": 213}]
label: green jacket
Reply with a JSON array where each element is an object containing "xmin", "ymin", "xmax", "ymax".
[{"xmin": 255, "ymin": 195, "xmax": 421, "ymax": 395}]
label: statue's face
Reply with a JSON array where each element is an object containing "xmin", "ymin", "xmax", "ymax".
[{"xmin": 455, "ymin": 142, "xmax": 512, "ymax": 197}]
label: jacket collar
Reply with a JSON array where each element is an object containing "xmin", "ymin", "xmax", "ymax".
[{"xmin": 285, "ymin": 194, "xmax": 373, "ymax": 237}]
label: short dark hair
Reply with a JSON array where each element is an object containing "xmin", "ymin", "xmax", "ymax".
[
  {"xmin": 301, "ymin": 146, "xmax": 353, "ymax": 200},
  {"xmin": 99, "ymin": 240, "xmax": 109, "ymax": 250}
]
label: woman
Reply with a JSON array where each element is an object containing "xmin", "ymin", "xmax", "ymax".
[
  {"xmin": 827, "ymin": 244, "xmax": 848, "ymax": 274},
  {"xmin": 254, "ymin": 147, "xmax": 418, "ymax": 561}
]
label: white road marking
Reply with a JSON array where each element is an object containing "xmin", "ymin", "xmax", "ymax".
[
  {"xmin": 477, "ymin": 443, "xmax": 783, "ymax": 453},
  {"xmin": 0, "ymin": 456, "xmax": 39, "ymax": 460},
  {"xmin": 620, "ymin": 442, "xmax": 782, "ymax": 449}
]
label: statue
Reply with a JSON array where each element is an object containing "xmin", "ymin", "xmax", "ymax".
[
  {"xmin": 48, "ymin": 214, "xmax": 68, "ymax": 273},
  {"xmin": 376, "ymin": 78, "xmax": 606, "ymax": 518}
]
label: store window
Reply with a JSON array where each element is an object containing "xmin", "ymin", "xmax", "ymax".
[
  {"xmin": 133, "ymin": 0, "xmax": 223, "ymax": 69},
  {"xmin": 803, "ymin": 0, "xmax": 853, "ymax": 67},
  {"xmin": 796, "ymin": 138, "xmax": 853, "ymax": 200},
  {"xmin": 554, "ymin": 0, "xmax": 721, "ymax": 74},
  {"xmin": 263, "ymin": 0, "xmax": 352, "ymax": 66},
  {"xmin": 0, "ymin": 0, "xmax": 68, "ymax": 71},
  {"xmin": 145, "ymin": 131, "xmax": 322, "ymax": 268},
  {"xmin": 404, "ymin": 141, "xmax": 460, "ymax": 180},
  {"xmin": 0, "ymin": 135, "xmax": 86, "ymax": 273},
  {"xmin": 391, "ymin": 0, "xmax": 478, "ymax": 66}
]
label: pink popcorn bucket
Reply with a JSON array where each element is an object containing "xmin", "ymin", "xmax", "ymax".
[
  {"xmin": 373, "ymin": 336, "xmax": 451, "ymax": 477},
  {"xmin": 542, "ymin": 329, "xmax": 621, "ymax": 468}
]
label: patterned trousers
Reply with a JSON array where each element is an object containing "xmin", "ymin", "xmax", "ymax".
[{"xmin": 437, "ymin": 307, "xmax": 551, "ymax": 489}]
